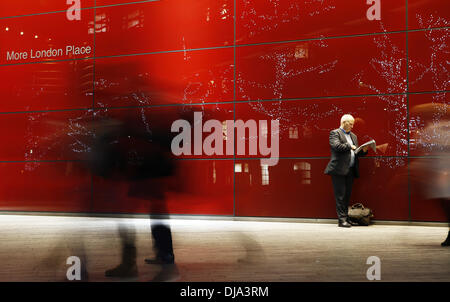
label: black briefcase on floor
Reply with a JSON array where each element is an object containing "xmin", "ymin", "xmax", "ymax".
[{"xmin": 348, "ymin": 203, "xmax": 374, "ymax": 226}]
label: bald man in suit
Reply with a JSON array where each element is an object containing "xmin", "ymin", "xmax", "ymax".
[{"xmin": 324, "ymin": 114, "xmax": 369, "ymax": 227}]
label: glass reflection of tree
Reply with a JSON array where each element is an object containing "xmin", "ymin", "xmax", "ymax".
[
  {"xmin": 24, "ymin": 110, "xmax": 94, "ymax": 172},
  {"xmin": 236, "ymin": 39, "xmax": 339, "ymax": 144},
  {"xmin": 352, "ymin": 23, "xmax": 408, "ymax": 167},
  {"xmin": 239, "ymin": 0, "xmax": 336, "ymax": 39},
  {"xmin": 410, "ymin": 15, "xmax": 448, "ymax": 159},
  {"xmin": 237, "ymin": 0, "xmax": 339, "ymax": 138},
  {"xmin": 182, "ymin": 62, "xmax": 233, "ymax": 105},
  {"xmin": 409, "ymin": 15, "xmax": 448, "ymax": 153}
]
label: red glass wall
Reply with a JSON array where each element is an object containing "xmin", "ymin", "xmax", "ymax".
[{"xmin": 0, "ymin": 0, "xmax": 448, "ymax": 221}]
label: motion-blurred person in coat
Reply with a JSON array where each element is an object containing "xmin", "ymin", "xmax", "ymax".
[
  {"xmin": 85, "ymin": 110, "xmax": 180, "ymax": 280},
  {"xmin": 410, "ymin": 103, "xmax": 449, "ymax": 246}
]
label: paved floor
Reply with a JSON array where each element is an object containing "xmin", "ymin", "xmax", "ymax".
[{"xmin": 0, "ymin": 215, "xmax": 448, "ymax": 282}]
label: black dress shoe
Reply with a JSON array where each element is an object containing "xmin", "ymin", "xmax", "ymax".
[
  {"xmin": 145, "ymin": 254, "xmax": 175, "ymax": 265},
  {"xmin": 441, "ymin": 231, "xmax": 450, "ymax": 246},
  {"xmin": 338, "ymin": 220, "xmax": 351, "ymax": 228},
  {"xmin": 347, "ymin": 219, "xmax": 359, "ymax": 226}
]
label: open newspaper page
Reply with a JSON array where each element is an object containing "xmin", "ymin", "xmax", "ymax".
[{"xmin": 355, "ymin": 139, "xmax": 376, "ymax": 154}]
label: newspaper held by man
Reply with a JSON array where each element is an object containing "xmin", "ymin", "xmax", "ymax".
[{"xmin": 355, "ymin": 139, "xmax": 376, "ymax": 154}]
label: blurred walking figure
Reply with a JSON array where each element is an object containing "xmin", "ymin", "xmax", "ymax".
[
  {"xmin": 410, "ymin": 103, "xmax": 450, "ymax": 246},
  {"xmin": 85, "ymin": 112, "xmax": 179, "ymax": 280}
]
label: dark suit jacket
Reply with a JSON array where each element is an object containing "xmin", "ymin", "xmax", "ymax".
[{"xmin": 324, "ymin": 129, "xmax": 367, "ymax": 178}]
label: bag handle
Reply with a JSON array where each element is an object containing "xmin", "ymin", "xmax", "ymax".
[{"xmin": 351, "ymin": 203, "xmax": 365, "ymax": 209}]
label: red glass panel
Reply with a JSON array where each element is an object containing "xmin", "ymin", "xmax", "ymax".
[
  {"xmin": 236, "ymin": 33, "xmax": 407, "ymax": 101},
  {"xmin": 235, "ymin": 95, "xmax": 408, "ymax": 158},
  {"xmin": 408, "ymin": 29, "xmax": 449, "ymax": 92},
  {"xmin": 410, "ymin": 159, "xmax": 448, "ymax": 222},
  {"xmin": 237, "ymin": 0, "xmax": 406, "ymax": 45},
  {"xmin": 97, "ymin": 0, "xmax": 152, "ymax": 6},
  {"xmin": 409, "ymin": 93, "xmax": 449, "ymax": 156},
  {"xmin": 0, "ymin": 0, "xmax": 95, "ymax": 18},
  {"xmin": 0, "ymin": 110, "xmax": 93, "ymax": 161},
  {"xmin": 92, "ymin": 159, "xmax": 234, "ymax": 215},
  {"xmin": 94, "ymin": 48, "xmax": 234, "ymax": 107},
  {"xmin": 408, "ymin": 0, "xmax": 450, "ymax": 30},
  {"xmin": 0, "ymin": 162, "xmax": 91, "ymax": 212},
  {"xmin": 0, "ymin": 60, "xmax": 93, "ymax": 112},
  {"xmin": 235, "ymin": 157, "xmax": 409, "ymax": 221},
  {"xmin": 99, "ymin": 104, "xmax": 235, "ymax": 159},
  {"xmin": 95, "ymin": 0, "xmax": 233, "ymax": 56}
]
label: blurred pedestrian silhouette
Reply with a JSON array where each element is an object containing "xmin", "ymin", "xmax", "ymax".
[
  {"xmin": 84, "ymin": 112, "xmax": 180, "ymax": 280},
  {"xmin": 409, "ymin": 103, "xmax": 449, "ymax": 246}
]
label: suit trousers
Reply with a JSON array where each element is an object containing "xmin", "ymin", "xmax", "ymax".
[{"xmin": 331, "ymin": 168, "xmax": 355, "ymax": 220}]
